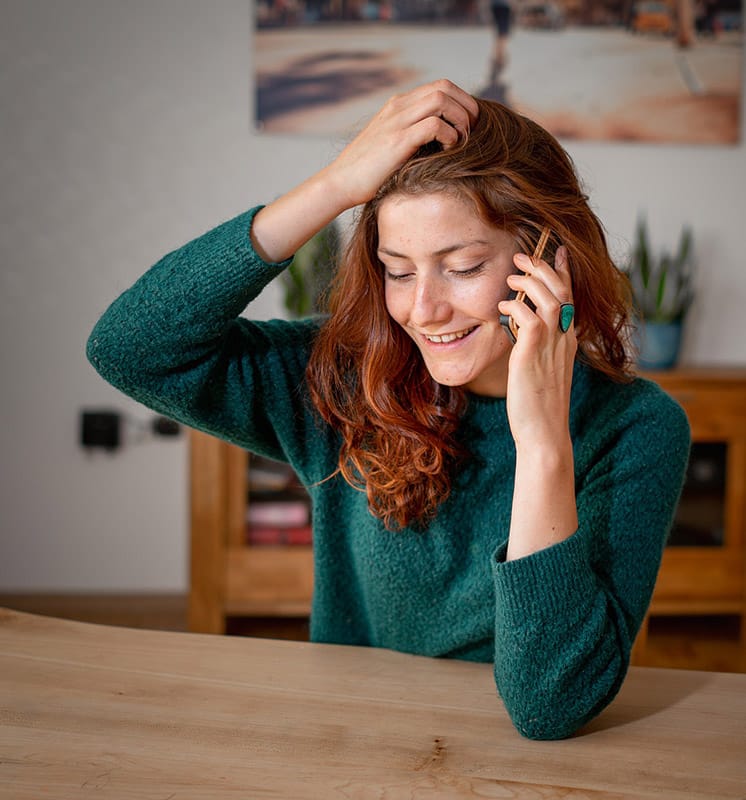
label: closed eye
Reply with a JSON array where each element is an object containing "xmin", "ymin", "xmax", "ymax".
[
  {"xmin": 451, "ymin": 262, "xmax": 486, "ymax": 277},
  {"xmin": 384, "ymin": 269, "xmax": 414, "ymax": 282}
]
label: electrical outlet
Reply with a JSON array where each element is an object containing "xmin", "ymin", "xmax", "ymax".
[
  {"xmin": 80, "ymin": 410, "xmax": 121, "ymax": 450},
  {"xmin": 151, "ymin": 415, "xmax": 180, "ymax": 437}
]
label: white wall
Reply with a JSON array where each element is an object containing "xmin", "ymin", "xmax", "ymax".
[{"xmin": 1, "ymin": 0, "xmax": 744, "ymax": 591}]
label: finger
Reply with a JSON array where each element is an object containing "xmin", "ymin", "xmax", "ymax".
[
  {"xmin": 507, "ymin": 270, "xmax": 567, "ymax": 310},
  {"xmin": 405, "ymin": 115, "xmax": 461, "ymax": 151},
  {"xmin": 500, "ymin": 295, "xmax": 577, "ymax": 351},
  {"xmin": 513, "ymin": 252, "xmax": 572, "ymax": 303},
  {"xmin": 389, "ymin": 82, "xmax": 478, "ymax": 139},
  {"xmin": 400, "ymin": 79, "xmax": 479, "ymax": 124},
  {"xmin": 498, "ymin": 297, "xmax": 542, "ymax": 343},
  {"xmin": 505, "ymin": 269, "xmax": 575, "ymax": 339},
  {"xmin": 553, "ymin": 245, "xmax": 573, "ymax": 293},
  {"xmin": 431, "ymin": 77, "xmax": 480, "ymax": 118},
  {"xmin": 431, "ymin": 81, "xmax": 479, "ymax": 132}
]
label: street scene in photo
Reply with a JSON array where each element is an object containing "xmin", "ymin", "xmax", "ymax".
[{"xmin": 254, "ymin": 0, "xmax": 742, "ymax": 144}]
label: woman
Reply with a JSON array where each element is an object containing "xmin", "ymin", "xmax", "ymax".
[{"xmin": 88, "ymin": 80, "xmax": 690, "ymax": 739}]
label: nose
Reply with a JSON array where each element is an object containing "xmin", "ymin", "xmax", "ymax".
[{"xmin": 410, "ymin": 274, "xmax": 451, "ymax": 328}]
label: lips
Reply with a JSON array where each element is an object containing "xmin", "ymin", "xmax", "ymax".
[{"xmin": 423, "ymin": 325, "xmax": 477, "ymax": 344}]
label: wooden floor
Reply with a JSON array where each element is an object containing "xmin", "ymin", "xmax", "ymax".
[{"xmin": 0, "ymin": 594, "xmax": 742, "ymax": 673}]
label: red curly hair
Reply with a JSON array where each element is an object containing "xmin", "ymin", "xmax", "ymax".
[{"xmin": 307, "ymin": 97, "xmax": 633, "ymax": 530}]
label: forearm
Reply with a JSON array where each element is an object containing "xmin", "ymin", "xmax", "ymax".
[
  {"xmin": 87, "ymin": 208, "xmax": 290, "ymax": 412},
  {"xmin": 492, "ymin": 375, "xmax": 690, "ymax": 739},
  {"xmin": 87, "ymin": 207, "xmax": 320, "ymax": 456},
  {"xmin": 506, "ymin": 437, "xmax": 578, "ymax": 561},
  {"xmin": 492, "ymin": 528, "xmax": 631, "ymax": 739},
  {"xmin": 250, "ymin": 166, "xmax": 352, "ymax": 262}
]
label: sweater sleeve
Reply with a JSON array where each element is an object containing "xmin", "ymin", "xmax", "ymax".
[
  {"xmin": 87, "ymin": 207, "xmax": 322, "ymax": 468},
  {"xmin": 490, "ymin": 382, "xmax": 690, "ymax": 740}
]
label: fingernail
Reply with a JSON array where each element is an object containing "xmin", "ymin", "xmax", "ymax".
[{"xmin": 514, "ymin": 253, "xmax": 531, "ymax": 268}]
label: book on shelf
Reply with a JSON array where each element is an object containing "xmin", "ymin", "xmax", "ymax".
[
  {"xmin": 248, "ymin": 454, "xmax": 305, "ymax": 494},
  {"xmin": 247, "ymin": 500, "xmax": 309, "ymax": 527},
  {"xmin": 245, "ymin": 454, "xmax": 312, "ymax": 546},
  {"xmin": 246, "ymin": 525, "xmax": 313, "ymax": 546}
]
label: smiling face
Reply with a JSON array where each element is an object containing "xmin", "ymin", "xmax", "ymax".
[{"xmin": 378, "ymin": 191, "xmax": 519, "ymax": 397}]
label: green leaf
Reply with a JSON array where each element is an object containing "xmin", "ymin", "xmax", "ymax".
[
  {"xmin": 656, "ymin": 263, "xmax": 667, "ymax": 312},
  {"xmin": 637, "ymin": 217, "xmax": 651, "ymax": 287},
  {"xmin": 675, "ymin": 225, "xmax": 692, "ymax": 267},
  {"xmin": 281, "ymin": 221, "xmax": 341, "ymax": 318},
  {"xmin": 626, "ymin": 215, "xmax": 695, "ymax": 323}
]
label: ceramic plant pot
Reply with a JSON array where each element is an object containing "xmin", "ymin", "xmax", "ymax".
[{"xmin": 635, "ymin": 320, "xmax": 683, "ymax": 370}]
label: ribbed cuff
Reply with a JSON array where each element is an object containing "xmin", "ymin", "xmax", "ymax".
[
  {"xmin": 492, "ymin": 526, "xmax": 595, "ymax": 628},
  {"xmin": 178, "ymin": 206, "xmax": 293, "ymax": 305}
]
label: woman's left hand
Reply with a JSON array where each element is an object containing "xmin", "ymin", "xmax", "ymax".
[{"xmin": 497, "ymin": 245, "xmax": 577, "ymax": 451}]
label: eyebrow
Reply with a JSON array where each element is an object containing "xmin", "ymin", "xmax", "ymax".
[{"xmin": 377, "ymin": 240, "xmax": 492, "ymax": 259}]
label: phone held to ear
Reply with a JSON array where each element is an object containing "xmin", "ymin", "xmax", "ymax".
[{"xmin": 500, "ymin": 226, "xmax": 552, "ymax": 344}]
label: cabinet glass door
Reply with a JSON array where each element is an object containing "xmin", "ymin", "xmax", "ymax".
[{"xmin": 668, "ymin": 442, "xmax": 726, "ymax": 547}]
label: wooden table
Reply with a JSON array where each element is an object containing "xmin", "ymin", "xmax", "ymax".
[{"xmin": 1, "ymin": 609, "xmax": 745, "ymax": 799}]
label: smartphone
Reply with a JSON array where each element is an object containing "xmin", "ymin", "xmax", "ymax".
[{"xmin": 500, "ymin": 226, "xmax": 553, "ymax": 343}]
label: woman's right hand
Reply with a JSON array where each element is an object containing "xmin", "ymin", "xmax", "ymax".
[
  {"xmin": 251, "ymin": 80, "xmax": 479, "ymax": 263},
  {"xmin": 324, "ymin": 79, "xmax": 479, "ymax": 209}
]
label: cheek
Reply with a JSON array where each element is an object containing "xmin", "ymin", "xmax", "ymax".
[
  {"xmin": 459, "ymin": 282, "xmax": 504, "ymax": 319},
  {"xmin": 384, "ymin": 285, "xmax": 408, "ymax": 325},
  {"xmin": 490, "ymin": 268, "xmax": 515, "ymax": 310}
]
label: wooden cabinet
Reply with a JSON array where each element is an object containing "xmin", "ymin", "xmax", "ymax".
[
  {"xmin": 632, "ymin": 368, "xmax": 746, "ymax": 667},
  {"xmin": 188, "ymin": 434, "xmax": 313, "ymax": 634},
  {"xmin": 189, "ymin": 368, "xmax": 746, "ymax": 668}
]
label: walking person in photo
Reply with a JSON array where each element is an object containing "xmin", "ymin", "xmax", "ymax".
[{"xmin": 488, "ymin": 0, "xmax": 515, "ymax": 85}]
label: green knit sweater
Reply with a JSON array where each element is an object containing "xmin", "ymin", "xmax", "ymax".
[{"xmin": 88, "ymin": 208, "xmax": 690, "ymax": 740}]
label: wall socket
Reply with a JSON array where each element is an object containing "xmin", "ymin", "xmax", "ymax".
[
  {"xmin": 80, "ymin": 410, "xmax": 121, "ymax": 450},
  {"xmin": 79, "ymin": 409, "xmax": 180, "ymax": 451}
]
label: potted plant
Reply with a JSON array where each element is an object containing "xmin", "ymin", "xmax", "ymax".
[
  {"xmin": 280, "ymin": 221, "xmax": 341, "ymax": 318},
  {"xmin": 625, "ymin": 216, "xmax": 695, "ymax": 370}
]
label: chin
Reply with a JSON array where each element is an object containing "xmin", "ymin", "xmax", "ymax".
[{"xmin": 423, "ymin": 369, "xmax": 476, "ymax": 388}]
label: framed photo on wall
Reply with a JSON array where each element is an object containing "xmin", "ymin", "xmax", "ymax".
[{"xmin": 253, "ymin": 0, "xmax": 743, "ymax": 144}]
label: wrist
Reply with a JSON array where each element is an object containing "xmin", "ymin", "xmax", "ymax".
[
  {"xmin": 514, "ymin": 432, "xmax": 573, "ymax": 469},
  {"xmin": 316, "ymin": 162, "xmax": 370, "ymax": 212},
  {"xmin": 250, "ymin": 170, "xmax": 350, "ymax": 263},
  {"xmin": 507, "ymin": 444, "xmax": 578, "ymax": 562}
]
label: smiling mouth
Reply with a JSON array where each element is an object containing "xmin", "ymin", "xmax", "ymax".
[{"xmin": 423, "ymin": 326, "xmax": 477, "ymax": 344}]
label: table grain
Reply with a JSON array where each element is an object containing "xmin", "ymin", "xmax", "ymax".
[{"xmin": 1, "ymin": 608, "xmax": 744, "ymax": 799}]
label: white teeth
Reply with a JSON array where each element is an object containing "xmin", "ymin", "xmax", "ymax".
[{"xmin": 425, "ymin": 327, "xmax": 475, "ymax": 343}]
